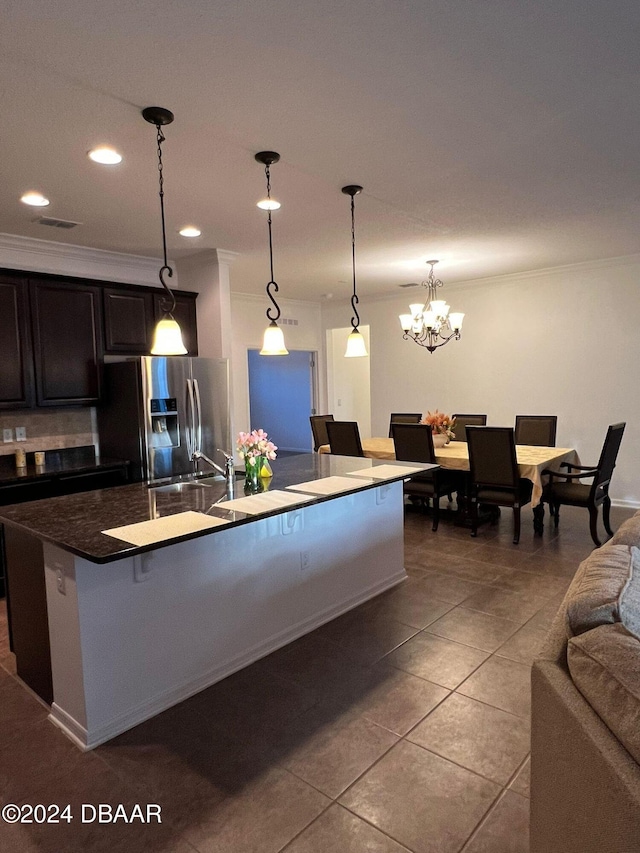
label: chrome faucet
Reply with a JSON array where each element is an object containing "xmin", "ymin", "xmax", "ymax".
[{"xmin": 192, "ymin": 448, "xmax": 236, "ymax": 498}]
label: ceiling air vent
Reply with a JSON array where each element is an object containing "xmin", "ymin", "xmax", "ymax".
[
  {"xmin": 399, "ymin": 282, "xmax": 419, "ymax": 288},
  {"xmin": 34, "ymin": 216, "xmax": 81, "ymax": 229}
]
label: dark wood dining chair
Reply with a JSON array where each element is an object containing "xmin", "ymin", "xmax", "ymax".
[
  {"xmin": 391, "ymin": 423, "xmax": 457, "ymax": 531},
  {"xmin": 451, "ymin": 414, "xmax": 487, "ymax": 442},
  {"xmin": 388, "ymin": 412, "xmax": 423, "ymax": 437},
  {"xmin": 310, "ymin": 414, "xmax": 334, "ymax": 452},
  {"xmin": 466, "ymin": 426, "xmax": 533, "ymax": 544},
  {"xmin": 515, "ymin": 415, "xmax": 557, "ymax": 447},
  {"xmin": 542, "ymin": 422, "xmax": 626, "ymax": 547},
  {"xmin": 325, "ymin": 420, "xmax": 364, "ymax": 457}
]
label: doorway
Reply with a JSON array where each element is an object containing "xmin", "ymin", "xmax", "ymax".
[
  {"xmin": 326, "ymin": 326, "xmax": 371, "ymax": 438},
  {"xmin": 247, "ymin": 349, "xmax": 317, "ymax": 453}
]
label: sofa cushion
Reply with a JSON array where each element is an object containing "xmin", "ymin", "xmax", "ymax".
[
  {"xmin": 610, "ymin": 511, "xmax": 640, "ymax": 548},
  {"xmin": 565, "ymin": 545, "xmax": 640, "ymax": 637},
  {"xmin": 568, "ymin": 622, "xmax": 640, "ymax": 765}
]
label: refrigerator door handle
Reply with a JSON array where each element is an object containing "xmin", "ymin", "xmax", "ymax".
[
  {"xmin": 193, "ymin": 378, "xmax": 203, "ymax": 455},
  {"xmin": 186, "ymin": 378, "xmax": 196, "ymax": 459}
]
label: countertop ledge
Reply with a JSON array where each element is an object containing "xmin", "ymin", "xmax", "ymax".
[
  {"xmin": 0, "ymin": 446, "xmax": 129, "ymax": 487},
  {"xmin": 0, "ymin": 454, "xmax": 436, "ymax": 564}
]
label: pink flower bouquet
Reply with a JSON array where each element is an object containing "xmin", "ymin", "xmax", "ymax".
[{"xmin": 422, "ymin": 410, "xmax": 456, "ymax": 439}]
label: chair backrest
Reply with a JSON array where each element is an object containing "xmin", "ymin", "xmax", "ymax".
[
  {"xmin": 451, "ymin": 414, "xmax": 488, "ymax": 442},
  {"xmin": 515, "ymin": 415, "xmax": 558, "ymax": 447},
  {"xmin": 591, "ymin": 422, "xmax": 626, "ymax": 500},
  {"xmin": 388, "ymin": 412, "xmax": 423, "ymax": 437},
  {"xmin": 391, "ymin": 423, "xmax": 436, "ymax": 464},
  {"xmin": 466, "ymin": 426, "xmax": 520, "ymax": 490},
  {"xmin": 325, "ymin": 420, "xmax": 364, "ymax": 457},
  {"xmin": 310, "ymin": 414, "xmax": 334, "ymax": 452}
]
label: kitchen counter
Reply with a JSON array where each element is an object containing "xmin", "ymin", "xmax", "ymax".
[
  {"xmin": 0, "ymin": 445, "xmax": 129, "ymax": 487},
  {"xmin": 1, "ymin": 452, "xmax": 435, "ymax": 750},
  {"xmin": 0, "ymin": 452, "xmax": 431, "ymax": 563}
]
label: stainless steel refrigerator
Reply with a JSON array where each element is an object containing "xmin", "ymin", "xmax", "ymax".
[{"xmin": 98, "ymin": 357, "xmax": 231, "ymax": 483}]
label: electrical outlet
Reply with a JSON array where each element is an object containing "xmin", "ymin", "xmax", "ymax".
[
  {"xmin": 2, "ymin": 429, "xmax": 12, "ymax": 443},
  {"xmin": 300, "ymin": 550, "xmax": 310, "ymax": 571},
  {"xmin": 55, "ymin": 568, "xmax": 66, "ymax": 595},
  {"xmin": 15, "ymin": 427, "xmax": 26, "ymax": 441}
]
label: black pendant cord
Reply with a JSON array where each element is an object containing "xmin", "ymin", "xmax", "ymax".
[
  {"xmin": 349, "ymin": 192, "xmax": 360, "ymax": 333},
  {"xmin": 263, "ymin": 162, "xmax": 281, "ymax": 323},
  {"xmin": 342, "ymin": 185, "xmax": 363, "ymax": 333},
  {"xmin": 154, "ymin": 122, "xmax": 176, "ymax": 315}
]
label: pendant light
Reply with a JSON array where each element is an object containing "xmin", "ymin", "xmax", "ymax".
[
  {"xmin": 342, "ymin": 185, "xmax": 368, "ymax": 358},
  {"xmin": 255, "ymin": 151, "xmax": 288, "ymax": 356},
  {"xmin": 142, "ymin": 106, "xmax": 187, "ymax": 356}
]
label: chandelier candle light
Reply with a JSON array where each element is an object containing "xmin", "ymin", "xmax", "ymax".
[
  {"xmin": 256, "ymin": 151, "xmax": 288, "ymax": 356},
  {"xmin": 399, "ymin": 260, "xmax": 464, "ymax": 353},
  {"xmin": 342, "ymin": 185, "xmax": 367, "ymax": 358},
  {"xmin": 142, "ymin": 107, "xmax": 188, "ymax": 356}
]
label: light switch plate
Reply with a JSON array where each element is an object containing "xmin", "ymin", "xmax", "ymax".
[
  {"xmin": 2, "ymin": 429, "xmax": 12, "ymax": 443},
  {"xmin": 15, "ymin": 427, "xmax": 26, "ymax": 441}
]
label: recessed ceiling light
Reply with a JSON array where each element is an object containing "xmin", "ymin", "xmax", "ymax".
[
  {"xmin": 20, "ymin": 192, "xmax": 50, "ymax": 207},
  {"xmin": 256, "ymin": 198, "xmax": 281, "ymax": 210},
  {"xmin": 179, "ymin": 226, "xmax": 201, "ymax": 238},
  {"xmin": 88, "ymin": 147, "xmax": 122, "ymax": 165}
]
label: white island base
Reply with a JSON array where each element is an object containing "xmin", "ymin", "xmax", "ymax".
[{"xmin": 43, "ymin": 481, "xmax": 406, "ymax": 750}]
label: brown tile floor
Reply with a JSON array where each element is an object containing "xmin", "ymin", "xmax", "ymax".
[{"xmin": 0, "ymin": 502, "xmax": 634, "ymax": 852}]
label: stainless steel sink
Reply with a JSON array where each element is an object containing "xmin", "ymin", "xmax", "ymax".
[{"xmin": 150, "ymin": 481, "xmax": 214, "ymax": 495}]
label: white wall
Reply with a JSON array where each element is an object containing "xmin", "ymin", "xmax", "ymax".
[{"xmin": 321, "ymin": 256, "xmax": 640, "ymax": 506}]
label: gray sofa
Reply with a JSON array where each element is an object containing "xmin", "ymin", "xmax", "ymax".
[{"xmin": 531, "ymin": 511, "xmax": 640, "ymax": 853}]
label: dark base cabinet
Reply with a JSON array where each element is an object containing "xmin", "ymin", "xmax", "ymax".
[
  {"xmin": 0, "ymin": 460, "xmax": 129, "ymax": 703},
  {"xmin": 3, "ymin": 527, "xmax": 52, "ymax": 704}
]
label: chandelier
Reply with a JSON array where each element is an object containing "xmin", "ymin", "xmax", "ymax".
[{"xmin": 399, "ymin": 260, "xmax": 464, "ymax": 353}]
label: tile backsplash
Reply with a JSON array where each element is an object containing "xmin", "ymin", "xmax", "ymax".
[{"xmin": 0, "ymin": 408, "xmax": 97, "ymax": 456}]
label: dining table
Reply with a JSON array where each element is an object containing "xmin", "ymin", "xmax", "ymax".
[{"xmin": 319, "ymin": 438, "xmax": 579, "ymax": 532}]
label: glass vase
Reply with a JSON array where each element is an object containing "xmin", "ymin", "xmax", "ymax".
[{"xmin": 244, "ymin": 456, "xmax": 264, "ymax": 493}]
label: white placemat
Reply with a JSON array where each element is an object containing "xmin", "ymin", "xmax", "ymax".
[
  {"xmin": 220, "ymin": 489, "xmax": 314, "ymax": 515},
  {"xmin": 345, "ymin": 463, "xmax": 428, "ymax": 479},
  {"xmin": 102, "ymin": 511, "xmax": 230, "ymax": 546},
  {"xmin": 287, "ymin": 475, "xmax": 377, "ymax": 496}
]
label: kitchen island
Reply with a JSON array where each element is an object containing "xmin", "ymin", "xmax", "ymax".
[{"xmin": 0, "ymin": 453, "xmax": 433, "ymax": 750}]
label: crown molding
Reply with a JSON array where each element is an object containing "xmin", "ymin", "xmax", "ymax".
[
  {"xmin": 366, "ymin": 252, "xmax": 640, "ymax": 305},
  {"xmin": 0, "ymin": 232, "xmax": 172, "ymax": 286}
]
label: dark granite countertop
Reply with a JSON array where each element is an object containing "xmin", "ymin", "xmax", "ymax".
[
  {"xmin": 0, "ymin": 446, "xmax": 129, "ymax": 487},
  {"xmin": 0, "ymin": 453, "xmax": 434, "ymax": 564}
]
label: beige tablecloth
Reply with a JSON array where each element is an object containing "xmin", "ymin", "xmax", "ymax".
[{"xmin": 319, "ymin": 439, "xmax": 578, "ymax": 507}]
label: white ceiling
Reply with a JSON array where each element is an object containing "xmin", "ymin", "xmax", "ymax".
[{"xmin": 1, "ymin": 0, "xmax": 639, "ymax": 301}]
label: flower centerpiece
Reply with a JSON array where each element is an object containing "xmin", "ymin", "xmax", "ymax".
[
  {"xmin": 236, "ymin": 429, "xmax": 278, "ymax": 492},
  {"xmin": 421, "ymin": 410, "xmax": 456, "ymax": 447}
]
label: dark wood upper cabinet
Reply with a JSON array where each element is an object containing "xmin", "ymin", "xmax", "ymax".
[
  {"xmin": 30, "ymin": 279, "xmax": 103, "ymax": 406},
  {"xmin": 153, "ymin": 291, "xmax": 199, "ymax": 356},
  {"xmin": 103, "ymin": 287, "xmax": 155, "ymax": 354},
  {"xmin": 0, "ymin": 275, "xmax": 35, "ymax": 409}
]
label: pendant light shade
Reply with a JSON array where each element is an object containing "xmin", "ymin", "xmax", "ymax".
[
  {"xmin": 345, "ymin": 329, "xmax": 368, "ymax": 358},
  {"xmin": 341, "ymin": 185, "xmax": 367, "ymax": 358},
  {"xmin": 142, "ymin": 106, "xmax": 187, "ymax": 356},
  {"xmin": 255, "ymin": 151, "xmax": 288, "ymax": 356},
  {"xmin": 260, "ymin": 320, "xmax": 289, "ymax": 356},
  {"xmin": 151, "ymin": 316, "xmax": 188, "ymax": 356}
]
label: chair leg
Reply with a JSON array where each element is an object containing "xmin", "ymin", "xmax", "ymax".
[
  {"xmin": 603, "ymin": 496, "xmax": 614, "ymax": 537},
  {"xmin": 513, "ymin": 505, "xmax": 521, "ymax": 545},
  {"xmin": 432, "ymin": 494, "xmax": 440, "ymax": 532},
  {"xmin": 470, "ymin": 498, "xmax": 478, "ymax": 537},
  {"xmin": 589, "ymin": 506, "xmax": 601, "ymax": 548},
  {"xmin": 552, "ymin": 501, "xmax": 560, "ymax": 528}
]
